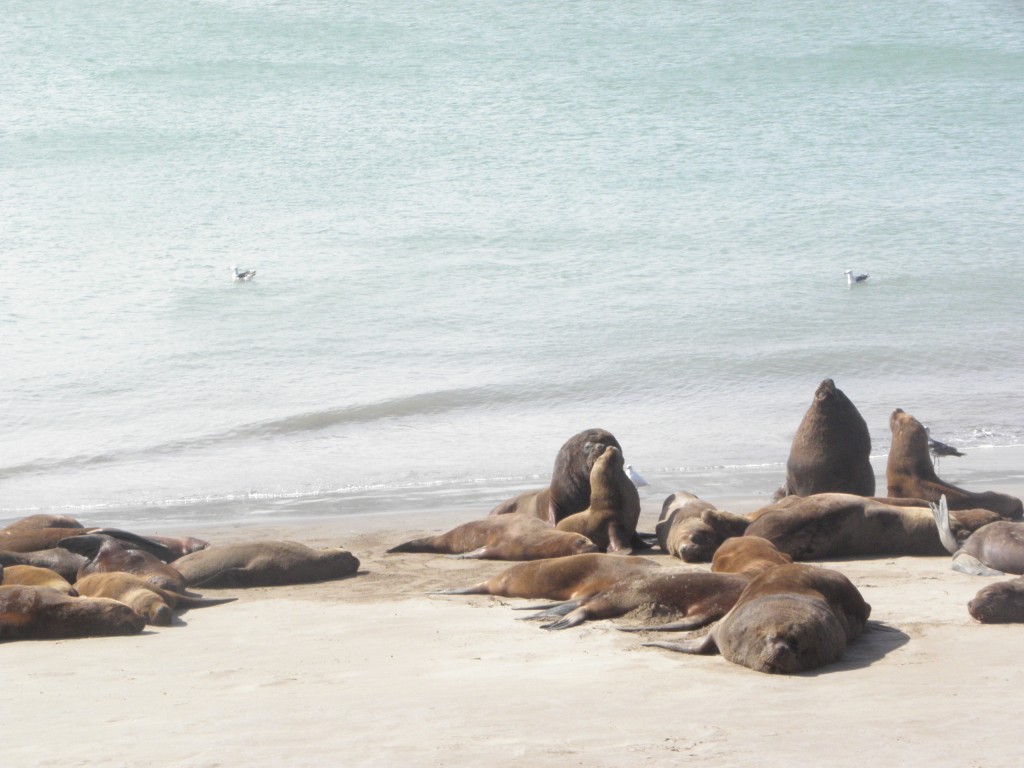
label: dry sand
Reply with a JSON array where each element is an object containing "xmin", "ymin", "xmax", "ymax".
[{"xmin": 4, "ymin": 497, "xmax": 1024, "ymax": 768}]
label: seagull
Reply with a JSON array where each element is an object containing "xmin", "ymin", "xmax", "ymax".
[
  {"xmin": 925, "ymin": 427, "xmax": 965, "ymax": 469},
  {"xmin": 625, "ymin": 464, "xmax": 649, "ymax": 488},
  {"xmin": 845, "ymin": 269, "xmax": 868, "ymax": 286},
  {"xmin": 231, "ymin": 266, "xmax": 256, "ymax": 282}
]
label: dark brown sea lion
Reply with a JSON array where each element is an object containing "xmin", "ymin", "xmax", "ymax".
[
  {"xmin": 0, "ymin": 548, "xmax": 88, "ymax": 584},
  {"xmin": 774, "ymin": 379, "xmax": 875, "ymax": 500},
  {"xmin": 656, "ymin": 492, "xmax": 750, "ymax": 562},
  {"xmin": 436, "ymin": 552, "xmax": 660, "ymax": 600},
  {"xmin": 62, "ymin": 535, "xmax": 190, "ymax": 595},
  {"xmin": 1, "ymin": 514, "xmax": 84, "ymax": 532},
  {"xmin": 968, "ymin": 576, "xmax": 1024, "ymax": 623},
  {"xmin": 886, "ymin": 408, "xmax": 1023, "ymax": 519},
  {"xmin": 488, "ymin": 487, "xmax": 551, "ymax": 521},
  {"xmin": 523, "ymin": 569, "xmax": 750, "ymax": 631},
  {"xmin": 711, "ymin": 536, "xmax": 793, "ymax": 577},
  {"xmin": 74, "ymin": 572, "xmax": 236, "ymax": 626},
  {"xmin": 171, "ymin": 541, "xmax": 360, "ymax": 588},
  {"xmin": 142, "ymin": 534, "xmax": 210, "ymax": 560},
  {"xmin": 549, "ymin": 428, "xmax": 626, "ymax": 524},
  {"xmin": 387, "ymin": 515, "xmax": 597, "ymax": 560},
  {"xmin": 0, "ymin": 585, "xmax": 145, "ymax": 640},
  {"xmin": 1, "ymin": 564, "xmax": 77, "ymax": 595},
  {"xmin": 645, "ymin": 563, "xmax": 871, "ymax": 674},
  {"xmin": 931, "ymin": 495, "xmax": 1024, "ymax": 576},
  {"xmin": 1, "ymin": 526, "xmax": 176, "ymax": 561},
  {"xmin": 555, "ymin": 445, "xmax": 640, "ymax": 553}
]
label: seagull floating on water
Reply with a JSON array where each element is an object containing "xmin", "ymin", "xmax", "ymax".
[
  {"xmin": 625, "ymin": 464, "xmax": 649, "ymax": 488},
  {"xmin": 231, "ymin": 266, "xmax": 256, "ymax": 282},
  {"xmin": 845, "ymin": 269, "xmax": 869, "ymax": 286}
]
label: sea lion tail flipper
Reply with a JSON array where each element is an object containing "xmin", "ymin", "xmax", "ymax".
[
  {"xmin": 429, "ymin": 585, "xmax": 487, "ymax": 596},
  {"xmin": 518, "ymin": 601, "xmax": 582, "ymax": 622},
  {"xmin": 929, "ymin": 495, "xmax": 960, "ymax": 555},
  {"xmin": 452, "ymin": 547, "xmax": 491, "ymax": 560},
  {"xmin": 951, "ymin": 553, "xmax": 1005, "ymax": 577},
  {"xmin": 175, "ymin": 594, "xmax": 239, "ymax": 609},
  {"xmin": 511, "ymin": 600, "xmax": 577, "ymax": 612},
  {"xmin": 386, "ymin": 537, "xmax": 435, "ymax": 554},
  {"xmin": 642, "ymin": 635, "xmax": 718, "ymax": 655},
  {"xmin": 618, "ymin": 617, "xmax": 715, "ymax": 633},
  {"xmin": 865, "ymin": 620, "xmax": 901, "ymax": 634},
  {"xmin": 540, "ymin": 607, "xmax": 589, "ymax": 631}
]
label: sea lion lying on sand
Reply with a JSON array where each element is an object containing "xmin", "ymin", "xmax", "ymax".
[
  {"xmin": 0, "ymin": 548, "xmax": 88, "ymax": 584},
  {"xmin": 61, "ymin": 535, "xmax": 191, "ymax": 595},
  {"xmin": 172, "ymin": 541, "xmax": 360, "ymax": 588},
  {"xmin": 931, "ymin": 495, "xmax": 1024, "ymax": 576},
  {"xmin": 711, "ymin": 536, "xmax": 793, "ymax": 577},
  {"xmin": 1, "ymin": 514, "xmax": 85, "ymax": 532},
  {"xmin": 1, "ymin": 564, "xmax": 78, "ymax": 595},
  {"xmin": 388, "ymin": 515, "xmax": 597, "ymax": 560},
  {"xmin": 555, "ymin": 445, "xmax": 640, "ymax": 553},
  {"xmin": 968, "ymin": 576, "xmax": 1024, "ymax": 623},
  {"xmin": 887, "ymin": 408, "xmax": 1023, "ymax": 519},
  {"xmin": 0, "ymin": 585, "xmax": 146, "ymax": 640},
  {"xmin": 774, "ymin": 379, "xmax": 875, "ymax": 500},
  {"xmin": 74, "ymin": 572, "xmax": 235, "ymax": 626},
  {"xmin": 656, "ymin": 492, "xmax": 750, "ymax": 562},
  {"xmin": 488, "ymin": 487, "xmax": 551, "ymax": 520},
  {"xmin": 645, "ymin": 563, "xmax": 871, "ymax": 674}
]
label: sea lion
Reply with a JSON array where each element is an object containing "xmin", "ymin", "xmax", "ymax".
[
  {"xmin": 1, "ymin": 526, "xmax": 176, "ymax": 561},
  {"xmin": 0, "ymin": 548, "xmax": 88, "ymax": 584},
  {"xmin": 645, "ymin": 563, "xmax": 871, "ymax": 674},
  {"xmin": 930, "ymin": 495, "xmax": 1024, "ymax": 576},
  {"xmin": 555, "ymin": 445, "xmax": 640, "ymax": 553},
  {"xmin": 387, "ymin": 515, "xmax": 597, "ymax": 560},
  {"xmin": 74, "ymin": 572, "xmax": 236, "ymax": 626},
  {"xmin": 656, "ymin": 492, "xmax": 751, "ymax": 562},
  {"xmin": 744, "ymin": 493, "xmax": 996, "ymax": 560},
  {"xmin": 1, "ymin": 514, "xmax": 85, "ymax": 532},
  {"xmin": 886, "ymin": 408, "xmax": 1023, "ymax": 519},
  {"xmin": 0, "ymin": 585, "xmax": 145, "ymax": 640},
  {"xmin": 141, "ymin": 534, "xmax": 210, "ymax": 560},
  {"xmin": 549, "ymin": 428, "xmax": 627, "ymax": 524},
  {"xmin": 62, "ymin": 535, "xmax": 191, "ymax": 595},
  {"xmin": 522, "ymin": 569, "xmax": 751, "ymax": 631},
  {"xmin": 1, "ymin": 564, "xmax": 77, "ymax": 595},
  {"xmin": 711, "ymin": 536, "xmax": 793, "ymax": 577},
  {"xmin": 488, "ymin": 487, "xmax": 551, "ymax": 521},
  {"xmin": 436, "ymin": 552, "xmax": 660, "ymax": 600},
  {"xmin": 171, "ymin": 541, "xmax": 360, "ymax": 588},
  {"xmin": 774, "ymin": 379, "xmax": 875, "ymax": 500},
  {"xmin": 968, "ymin": 576, "xmax": 1024, "ymax": 623}
]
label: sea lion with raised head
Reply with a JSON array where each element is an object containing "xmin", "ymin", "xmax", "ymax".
[
  {"xmin": 388, "ymin": 515, "xmax": 597, "ymax": 560},
  {"xmin": 711, "ymin": 536, "xmax": 793, "ymax": 577},
  {"xmin": 0, "ymin": 585, "xmax": 146, "ymax": 640},
  {"xmin": 555, "ymin": 445, "xmax": 640, "ymax": 553},
  {"xmin": 656, "ymin": 492, "xmax": 751, "ymax": 562},
  {"xmin": 774, "ymin": 379, "xmax": 875, "ymax": 500},
  {"xmin": 645, "ymin": 563, "xmax": 871, "ymax": 674},
  {"xmin": 886, "ymin": 408, "xmax": 1023, "ymax": 519},
  {"xmin": 930, "ymin": 495, "xmax": 1024, "ymax": 576},
  {"xmin": 74, "ymin": 572, "xmax": 236, "ymax": 626},
  {"xmin": 1, "ymin": 564, "xmax": 77, "ymax": 595},
  {"xmin": 171, "ymin": 541, "xmax": 360, "ymax": 588},
  {"xmin": 968, "ymin": 576, "xmax": 1024, "ymax": 623}
]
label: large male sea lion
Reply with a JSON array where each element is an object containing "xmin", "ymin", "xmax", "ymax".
[
  {"xmin": 645, "ymin": 563, "xmax": 871, "ymax": 674},
  {"xmin": 387, "ymin": 515, "xmax": 597, "ymax": 560},
  {"xmin": 968, "ymin": 576, "xmax": 1024, "ymax": 623},
  {"xmin": 930, "ymin": 495, "xmax": 1024, "ymax": 576},
  {"xmin": 886, "ymin": 408, "xmax": 1023, "ymax": 519},
  {"xmin": 74, "ymin": 572, "xmax": 236, "ymax": 626},
  {"xmin": 61, "ymin": 535, "xmax": 191, "ymax": 595},
  {"xmin": 555, "ymin": 445, "xmax": 640, "ymax": 553},
  {"xmin": 774, "ymin": 379, "xmax": 875, "ymax": 500},
  {"xmin": 172, "ymin": 541, "xmax": 360, "ymax": 588},
  {"xmin": 711, "ymin": 536, "xmax": 793, "ymax": 577},
  {"xmin": 0, "ymin": 585, "xmax": 146, "ymax": 640},
  {"xmin": 656, "ymin": 492, "xmax": 750, "ymax": 562},
  {"xmin": 1, "ymin": 564, "xmax": 78, "ymax": 595}
]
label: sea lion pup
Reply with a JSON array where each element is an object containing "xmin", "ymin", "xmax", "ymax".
[
  {"xmin": 555, "ymin": 446, "xmax": 641, "ymax": 553},
  {"xmin": 387, "ymin": 515, "xmax": 597, "ymax": 560},
  {"xmin": 968, "ymin": 576, "xmax": 1024, "ymax": 623},
  {"xmin": 711, "ymin": 536, "xmax": 793, "ymax": 577},
  {"xmin": 61, "ymin": 535, "xmax": 191, "ymax": 595},
  {"xmin": 0, "ymin": 548, "xmax": 88, "ymax": 584},
  {"xmin": 74, "ymin": 572, "xmax": 236, "ymax": 626},
  {"xmin": 930, "ymin": 495, "xmax": 1024, "ymax": 576},
  {"xmin": 887, "ymin": 408, "xmax": 1023, "ymax": 519},
  {"xmin": 1, "ymin": 564, "xmax": 78, "ymax": 595},
  {"xmin": 171, "ymin": 541, "xmax": 360, "ymax": 588},
  {"xmin": 435, "ymin": 552, "xmax": 660, "ymax": 601},
  {"xmin": 523, "ymin": 569, "xmax": 751, "ymax": 632},
  {"xmin": 774, "ymin": 379, "xmax": 875, "ymax": 500},
  {"xmin": 0, "ymin": 585, "xmax": 145, "ymax": 640},
  {"xmin": 645, "ymin": 563, "xmax": 871, "ymax": 674},
  {"xmin": 1, "ymin": 514, "xmax": 84, "ymax": 532},
  {"xmin": 656, "ymin": 492, "xmax": 750, "ymax": 562}
]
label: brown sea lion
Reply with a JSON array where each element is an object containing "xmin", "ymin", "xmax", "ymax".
[
  {"xmin": 656, "ymin": 492, "xmax": 751, "ymax": 562},
  {"xmin": 968, "ymin": 576, "xmax": 1024, "ymax": 623},
  {"xmin": 645, "ymin": 563, "xmax": 871, "ymax": 674},
  {"xmin": 1, "ymin": 526, "xmax": 175, "ymax": 561},
  {"xmin": 171, "ymin": 541, "xmax": 360, "ymax": 588},
  {"xmin": 930, "ymin": 495, "xmax": 1024, "ymax": 576},
  {"xmin": 0, "ymin": 585, "xmax": 145, "ymax": 640},
  {"xmin": 744, "ymin": 493, "xmax": 995, "ymax": 560},
  {"xmin": 488, "ymin": 487, "xmax": 551, "ymax": 521},
  {"xmin": 711, "ymin": 536, "xmax": 793, "ymax": 577},
  {"xmin": 1, "ymin": 564, "xmax": 77, "ymax": 595},
  {"xmin": 886, "ymin": 408, "xmax": 1023, "ymax": 519},
  {"xmin": 523, "ymin": 569, "xmax": 750, "ymax": 631},
  {"xmin": 74, "ymin": 572, "xmax": 236, "ymax": 626},
  {"xmin": 387, "ymin": 515, "xmax": 597, "ymax": 560},
  {"xmin": 62, "ymin": 535, "xmax": 190, "ymax": 595},
  {"xmin": 555, "ymin": 445, "xmax": 640, "ymax": 553},
  {"xmin": 436, "ymin": 552, "xmax": 660, "ymax": 601},
  {"xmin": 0, "ymin": 548, "xmax": 88, "ymax": 584},
  {"xmin": 549, "ymin": 428, "xmax": 626, "ymax": 524},
  {"xmin": 1, "ymin": 514, "xmax": 85, "ymax": 532},
  {"xmin": 774, "ymin": 379, "xmax": 875, "ymax": 500},
  {"xmin": 141, "ymin": 534, "xmax": 210, "ymax": 560}
]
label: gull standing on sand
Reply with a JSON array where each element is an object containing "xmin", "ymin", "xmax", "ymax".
[
  {"xmin": 231, "ymin": 266, "xmax": 257, "ymax": 282},
  {"xmin": 845, "ymin": 269, "xmax": 868, "ymax": 286},
  {"xmin": 625, "ymin": 464, "xmax": 649, "ymax": 488}
]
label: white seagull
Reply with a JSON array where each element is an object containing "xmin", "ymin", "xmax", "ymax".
[
  {"xmin": 625, "ymin": 464, "xmax": 649, "ymax": 488},
  {"xmin": 845, "ymin": 269, "xmax": 868, "ymax": 286},
  {"xmin": 231, "ymin": 266, "xmax": 257, "ymax": 282}
]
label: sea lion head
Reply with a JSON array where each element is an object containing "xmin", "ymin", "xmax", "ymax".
[
  {"xmin": 968, "ymin": 579, "xmax": 1024, "ymax": 624},
  {"xmin": 889, "ymin": 408, "xmax": 932, "ymax": 465},
  {"xmin": 815, "ymin": 378, "xmax": 837, "ymax": 401}
]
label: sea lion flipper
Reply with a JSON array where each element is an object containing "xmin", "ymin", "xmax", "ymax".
[
  {"xmin": 930, "ymin": 495, "xmax": 960, "ymax": 555},
  {"xmin": 452, "ymin": 547, "xmax": 490, "ymax": 560},
  {"xmin": 540, "ymin": 607, "xmax": 588, "ymax": 631},
  {"xmin": 618, "ymin": 616, "xmax": 716, "ymax": 633},
  {"xmin": 642, "ymin": 635, "xmax": 718, "ymax": 655},
  {"xmin": 429, "ymin": 585, "xmax": 487, "ymax": 596},
  {"xmin": 386, "ymin": 537, "xmax": 434, "ymax": 554},
  {"xmin": 519, "ymin": 600, "xmax": 582, "ymax": 623},
  {"xmin": 951, "ymin": 553, "xmax": 1005, "ymax": 577}
]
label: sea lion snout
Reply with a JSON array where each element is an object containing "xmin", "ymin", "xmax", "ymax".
[{"xmin": 763, "ymin": 635, "xmax": 799, "ymax": 674}]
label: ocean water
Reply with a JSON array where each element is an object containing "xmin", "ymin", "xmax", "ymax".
[{"xmin": 3, "ymin": 1, "xmax": 1023, "ymax": 526}]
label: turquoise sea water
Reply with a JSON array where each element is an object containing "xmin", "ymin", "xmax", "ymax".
[{"xmin": 3, "ymin": 1, "xmax": 1023, "ymax": 525}]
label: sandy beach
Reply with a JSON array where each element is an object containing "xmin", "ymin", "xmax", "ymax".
[{"xmin": 4, "ymin": 480, "xmax": 1024, "ymax": 768}]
